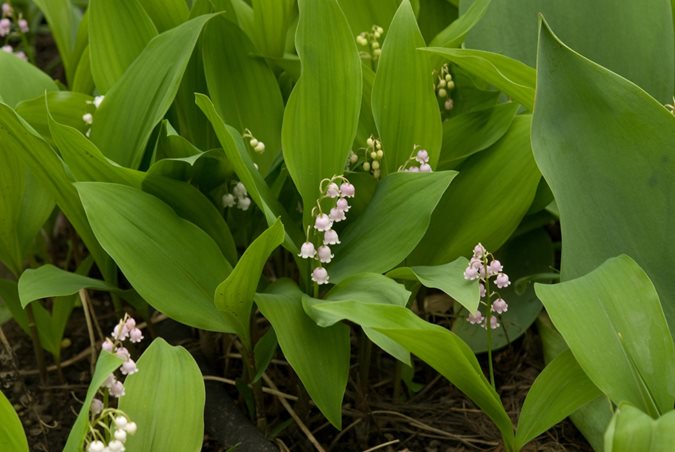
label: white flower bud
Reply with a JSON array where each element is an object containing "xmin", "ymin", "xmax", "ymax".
[{"xmin": 254, "ymin": 142, "xmax": 265, "ymax": 153}]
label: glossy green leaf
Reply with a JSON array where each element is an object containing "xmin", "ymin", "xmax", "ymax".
[
  {"xmin": 306, "ymin": 273, "xmax": 412, "ymax": 364},
  {"xmin": 63, "ymin": 352, "xmax": 124, "ymax": 452},
  {"xmin": 328, "ymin": 171, "xmax": 456, "ymax": 284},
  {"xmin": 532, "ymin": 20, "xmax": 675, "ymax": 331},
  {"xmin": 371, "ymin": 0, "xmax": 442, "ymax": 173},
  {"xmin": 462, "ymin": 0, "xmax": 674, "ymax": 103},
  {"xmin": 0, "ymin": 142, "xmax": 54, "ymax": 276},
  {"xmin": 18, "ymin": 264, "xmax": 116, "ymax": 308},
  {"xmin": 387, "ymin": 257, "xmax": 479, "ymax": 313},
  {"xmin": 253, "ymin": 328, "xmax": 278, "ymax": 383},
  {"xmin": 0, "ymin": 53, "xmax": 58, "ymax": 108},
  {"xmin": 202, "ymin": 15, "xmax": 284, "ymax": 174},
  {"xmin": 453, "ymin": 228, "xmax": 551, "ymax": 352},
  {"xmin": 141, "ymin": 175, "xmax": 237, "ymax": 265},
  {"xmin": 16, "ymin": 92, "xmax": 92, "ymax": 139},
  {"xmin": 196, "ymin": 94, "xmax": 303, "ymax": 252},
  {"xmin": 89, "ymin": 0, "xmax": 158, "ymax": 92},
  {"xmin": 412, "ymin": 115, "xmax": 540, "ymax": 265},
  {"xmin": 72, "ymin": 46, "xmax": 95, "ymax": 94},
  {"xmin": 120, "ymin": 338, "xmax": 205, "ymax": 452},
  {"xmin": 0, "ymin": 280, "xmax": 27, "ymax": 333},
  {"xmin": 250, "ymin": 0, "xmax": 296, "ymax": 57},
  {"xmin": 430, "ymin": 0, "xmax": 491, "ymax": 47},
  {"xmin": 76, "ymin": 182, "xmax": 234, "ymax": 332},
  {"xmin": 515, "ymin": 350, "xmax": 602, "ymax": 449},
  {"xmin": 33, "ymin": 0, "xmax": 82, "ymax": 84},
  {"xmin": 0, "ymin": 105, "xmax": 111, "ymax": 276},
  {"xmin": 438, "ymin": 102, "xmax": 518, "ymax": 169},
  {"xmin": 48, "ymin": 114, "xmax": 144, "ymax": 187},
  {"xmin": 214, "ymin": 219, "xmax": 284, "ymax": 347},
  {"xmin": 281, "ymin": 0, "xmax": 362, "ymax": 224},
  {"xmin": 139, "ymin": 0, "xmax": 189, "ymax": 32},
  {"xmin": 421, "ymin": 47, "xmax": 535, "ymax": 109},
  {"xmin": 535, "ymin": 255, "xmax": 675, "ymax": 417},
  {"xmin": 417, "ymin": 0, "xmax": 459, "ymax": 44},
  {"xmin": 0, "ymin": 390, "xmax": 28, "ymax": 452},
  {"xmin": 312, "ymin": 301, "xmax": 514, "ymax": 446},
  {"xmin": 255, "ymin": 280, "xmax": 350, "ymax": 429},
  {"xmin": 604, "ymin": 404, "xmax": 675, "ymax": 452},
  {"xmin": 90, "ymin": 14, "xmax": 216, "ymax": 168}
]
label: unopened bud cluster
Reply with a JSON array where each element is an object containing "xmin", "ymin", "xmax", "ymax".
[
  {"xmin": 463, "ymin": 243, "xmax": 510, "ymax": 330},
  {"xmin": 243, "ymin": 128, "xmax": 265, "ymax": 154},
  {"xmin": 299, "ymin": 176, "xmax": 355, "ymax": 285},
  {"xmin": 82, "ymin": 95, "xmax": 105, "ymax": 136},
  {"xmin": 85, "ymin": 314, "xmax": 143, "ymax": 452},
  {"xmin": 399, "ymin": 145, "xmax": 432, "ymax": 173},
  {"xmin": 666, "ymin": 97, "xmax": 675, "ymax": 115},
  {"xmin": 434, "ymin": 64, "xmax": 455, "ymax": 111},
  {"xmin": 222, "ymin": 181, "xmax": 251, "ymax": 211},
  {"xmin": 1, "ymin": 2, "xmax": 29, "ymax": 60},
  {"xmin": 348, "ymin": 135, "xmax": 384, "ymax": 179},
  {"xmin": 356, "ymin": 25, "xmax": 384, "ymax": 62}
]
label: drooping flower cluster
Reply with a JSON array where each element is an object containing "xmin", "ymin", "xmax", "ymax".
[
  {"xmin": 298, "ymin": 176, "xmax": 355, "ymax": 285},
  {"xmin": 463, "ymin": 243, "xmax": 510, "ymax": 330},
  {"xmin": 84, "ymin": 314, "xmax": 142, "ymax": 452},
  {"xmin": 433, "ymin": 64, "xmax": 455, "ymax": 111},
  {"xmin": 399, "ymin": 145, "xmax": 432, "ymax": 173},
  {"xmin": 356, "ymin": 25, "xmax": 384, "ymax": 62},
  {"xmin": 1, "ymin": 2, "xmax": 29, "ymax": 60},
  {"xmin": 348, "ymin": 135, "xmax": 384, "ymax": 179},
  {"xmin": 243, "ymin": 128, "xmax": 266, "ymax": 154},
  {"xmin": 82, "ymin": 95, "xmax": 105, "ymax": 136},
  {"xmin": 222, "ymin": 181, "xmax": 252, "ymax": 211}
]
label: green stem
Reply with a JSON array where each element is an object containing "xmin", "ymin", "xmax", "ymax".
[
  {"xmin": 26, "ymin": 304, "xmax": 48, "ymax": 385},
  {"xmin": 483, "ymin": 260, "xmax": 496, "ymax": 389}
]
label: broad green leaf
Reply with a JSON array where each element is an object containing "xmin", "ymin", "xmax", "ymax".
[
  {"xmin": 430, "ymin": 0, "xmax": 491, "ymax": 47},
  {"xmin": 416, "ymin": 0, "xmax": 458, "ymax": 44},
  {"xmin": 214, "ymin": 219, "xmax": 285, "ymax": 347},
  {"xmin": 202, "ymin": 15, "xmax": 284, "ymax": 174},
  {"xmin": 0, "ymin": 105, "xmax": 111, "ymax": 277},
  {"xmin": 0, "ymin": 280, "xmax": 27, "ymax": 333},
  {"xmin": 0, "ymin": 52, "xmax": 58, "ymax": 108},
  {"xmin": 421, "ymin": 47, "xmax": 535, "ymax": 110},
  {"xmin": 306, "ymin": 273, "xmax": 412, "ymax": 364},
  {"xmin": 604, "ymin": 404, "xmax": 675, "ymax": 452},
  {"xmin": 438, "ymin": 102, "xmax": 518, "ymax": 169},
  {"xmin": 89, "ymin": 0, "xmax": 158, "ymax": 92},
  {"xmin": 33, "ymin": 0, "xmax": 82, "ymax": 84},
  {"xmin": 0, "ymin": 145, "xmax": 54, "ymax": 276},
  {"xmin": 453, "ymin": 228, "xmax": 551, "ymax": 352},
  {"xmin": 250, "ymin": 0, "xmax": 296, "ymax": 57},
  {"xmin": 535, "ymin": 255, "xmax": 675, "ymax": 417},
  {"xmin": 515, "ymin": 350, "xmax": 602, "ymax": 449},
  {"xmin": 90, "ymin": 14, "xmax": 216, "ymax": 168},
  {"xmin": 253, "ymin": 328, "xmax": 278, "ymax": 383},
  {"xmin": 387, "ymin": 257, "xmax": 479, "ymax": 313},
  {"xmin": 0, "ymin": 390, "xmax": 28, "ymax": 452},
  {"xmin": 16, "ymin": 92, "xmax": 92, "ymax": 139},
  {"xmin": 120, "ymin": 338, "xmax": 205, "ymax": 452},
  {"xmin": 139, "ymin": 0, "xmax": 189, "ymax": 32},
  {"xmin": 462, "ymin": 0, "xmax": 674, "ymax": 103},
  {"xmin": 63, "ymin": 352, "xmax": 124, "ymax": 452},
  {"xmin": 536, "ymin": 313, "xmax": 613, "ymax": 451},
  {"xmin": 141, "ymin": 175, "xmax": 237, "ymax": 265},
  {"xmin": 196, "ymin": 94, "xmax": 303, "ymax": 252},
  {"xmin": 76, "ymin": 182, "xmax": 234, "ymax": 332},
  {"xmin": 48, "ymin": 114, "xmax": 144, "ymax": 187},
  {"xmin": 328, "ymin": 171, "xmax": 456, "ymax": 284},
  {"xmin": 72, "ymin": 46, "xmax": 95, "ymax": 94},
  {"xmin": 281, "ymin": 0, "xmax": 362, "ymax": 224},
  {"xmin": 532, "ymin": 19, "xmax": 675, "ymax": 331},
  {"xmin": 412, "ymin": 115, "xmax": 540, "ymax": 264},
  {"xmin": 255, "ymin": 280, "xmax": 350, "ymax": 429},
  {"xmin": 371, "ymin": 0, "xmax": 442, "ymax": 174},
  {"xmin": 314, "ymin": 301, "xmax": 515, "ymax": 447},
  {"xmin": 18, "ymin": 264, "xmax": 116, "ymax": 308}
]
